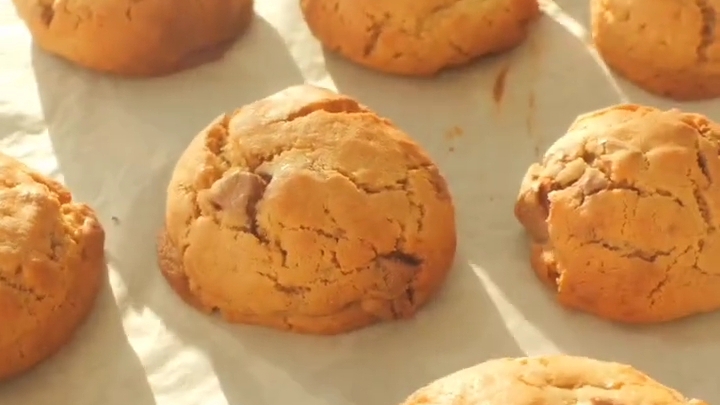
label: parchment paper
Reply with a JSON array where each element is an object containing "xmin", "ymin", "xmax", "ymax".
[{"xmin": 1, "ymin": 0, "xmax": 719, "ymax": 404}]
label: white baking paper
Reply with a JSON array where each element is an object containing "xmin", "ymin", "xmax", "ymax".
[{"xmin": 0, "ymin": 0, "xmax": 719, "ymax": 404}]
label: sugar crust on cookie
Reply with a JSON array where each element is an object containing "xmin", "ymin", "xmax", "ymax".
[
  {"xmin": 400, "ymin": 355, "xmax": 707, "ymax": 405},
  {"xmin": 515, "ymin": 104, "xmax": 720, "ymax": 323},
  {"xmin": 300, "ymin": 0, "xmax": 540, "ymax": 76},
  {"xmin": 158, "ymin": 84, "xmax": 457, "ymax": 335},
  {"xmin": 592, "ymin": 0, "xmax": 720, "ymax": 100},
  {"xmin": 11, "ymin": 0, "xmax": 255, "ymax": 76},
  {"xmin": 0, "ymin": 153, "xmax": 105, "ymax": 380}
]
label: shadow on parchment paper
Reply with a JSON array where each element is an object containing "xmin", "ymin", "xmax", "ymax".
[
  {"xmin": 30, "ymin": 14, "xmax": 304, "ymax": 208},
  {"xmin": 136, "ymin": 246, "xmax": 524, "ymax": 405},
  {"xmin": 0, "ymin": 274, "xmax": 156, "ymax": 405}
]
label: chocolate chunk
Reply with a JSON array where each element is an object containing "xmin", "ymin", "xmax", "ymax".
[{"xmin": 208, "ymin": 169, "xmax": 267, "ymax": 226}]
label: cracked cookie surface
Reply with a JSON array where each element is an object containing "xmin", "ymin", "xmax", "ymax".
[
  {"xmin": 400, "ymin": 355, "xmax": 707, "ymax": 405},
  {"xmin": 11, "ymin": 0, "xmax": 254, "ymax": 76},
  {"xmin": 592, "ymin": 0, "xmax": 720, "ymax": 100},
  {"xmin": 300, "ymin": 0, "xmax": 540, "ymax": 76},
  {"xmin": 0, "ymin": 153, "xmax": 105, "ymax": 380},
  {"xmin": 515, "ymin": 104, "xmax": 720, "ymax": 323},
  {"xmin": 158, "ymin": 84, "xmax": 457, "ymax": 335}
]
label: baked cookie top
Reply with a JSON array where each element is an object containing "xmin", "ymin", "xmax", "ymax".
[
  {"xmin": 0, "ymin": 153, "xmax": 104, "ymax": 350},
  {"xmin": 300, "ymin": 0, "xmax": 539, "ymax": 76},
  {"xmin": 593, "ymin": 0, "xmax": 720, "ymax": 68},
  {"xmin": 401, "ymin": 356, "xmax": 706, "ymax": 405},
  {"xmin": 163, "ymin": 84, "xmax": 456, "ymax": 333},
  {"xmin": 515, "ymin": 104, "xmax": 720, "ymax": 322},
  {"xmin": 12, "ymin": 0, "xmax": 254, "ymax": 76},
  {"xmin": 591, "ymin": 0, "xmax": 720, "ymax": 99}
]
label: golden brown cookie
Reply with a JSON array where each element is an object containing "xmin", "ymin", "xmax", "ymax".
[
  {"xmin": 12, "ymin": 0, "xmax": 254, "ymax": 77},
  {"xmin": 300, "ymin": 0, "xmax": 540, "ymax": 76},
  {"xmin": 157, "ymin": 84, "xmax": 457, "ymax": 335},
  {"xmin": 591, "ymin": 0, "xmax": 720, "ymax": 100},
  {"xmin": 0, "ymin": 153, "xmax": 105, "ymax": 380},
  {"xmin": 515, "ymin": 104, "xmax": 720, "ymax": 323},
  {"xmin": 400, "ymin": 355, "xmax": 707, "ymax": 405}
]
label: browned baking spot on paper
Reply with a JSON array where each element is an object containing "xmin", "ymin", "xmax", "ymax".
[
  {"xmin": 525, "ymin": 91, "xmax": 541, "ymax": 158},
  {"xmin": 445, "ymin": 126, "xmax": 463, "ymax": 140},
  {"xmin": 526, "ymin": 91, "xmax": 535, "ymax": 134},
  {"xmin": 493, "ymin": 63, "xmax": 511, "ymax": 105},
  {"xmin": 445, "ymin": 126, "xmax": 462, "ymax": 153}
]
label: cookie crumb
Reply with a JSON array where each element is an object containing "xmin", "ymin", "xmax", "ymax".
[{"xmin": 445, "ymin": 126, "xmax": 463, "ymax": 140}]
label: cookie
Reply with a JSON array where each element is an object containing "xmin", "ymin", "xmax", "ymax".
[
  {"xmin": 591, "ymin": 0, "xmax": 720, "ymax": 100},
  {"xmin": 0, "ymin": 153, "xmax": 105, "ymax": 380},
  {"xmin": 400, "ymin": 355, "xmax": 707, "ymax": 405},
  {"xmin": 300, "ymin": 0, "xmax": 540, "ymax": 76},
  {"xmin": 157, "ymin": 84, "xmax": 457, "ymax": 335},
  {"xmin": 515, "ymin": 104, "xmax": 720, "ymax": 323},
  {"xmin": 11, "ymin": 0, "xmax": 254, "ymax": 76}
]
